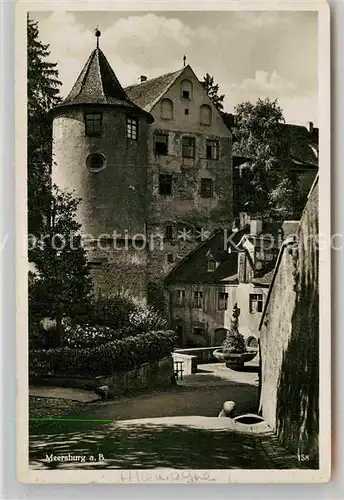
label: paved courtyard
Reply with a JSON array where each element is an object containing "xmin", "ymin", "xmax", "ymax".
[
  {"xmin": 29, "ymin": 416, "xmax": 303, "ymax": 470},
  {"xmin": 27, "ymin": 359, "xmax": 305, "ymax": 470}
]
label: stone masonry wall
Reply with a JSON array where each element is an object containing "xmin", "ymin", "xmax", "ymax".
[
  {"xmin": 259, "ymin": 179, "xmax": 319, "ymax": 466},
  {"xmin": 146, "ymin": 66, "xmax": 233, "ymax": 278},
  {"xmin": 52, "ymin": 106, "xmax": 150, "ymax": 237}
]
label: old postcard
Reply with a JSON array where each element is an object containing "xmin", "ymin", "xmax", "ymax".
[{"xmin": 16, "ymin": 0, "xmax": 331, "ymax": 483}]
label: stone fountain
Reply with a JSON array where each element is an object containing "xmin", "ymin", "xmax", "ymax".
[{"xmin": 213, "ymin": 303, "xmax": 258, "ymax": 369}]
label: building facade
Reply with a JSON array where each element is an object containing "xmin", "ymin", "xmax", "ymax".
[
  {"xmin": 126, "ymin": 65, "xmax": 233, "ymax": 278},
  {"xmin": 164, "ymin": 217, "xmax": 288, "ymax": 348},
  {"xmin": 50, "ymin": 37, "xmax": 233, "ymax": 301}
]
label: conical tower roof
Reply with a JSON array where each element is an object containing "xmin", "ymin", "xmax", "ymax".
[{"xmin": 54, "ymin": 47, "xmax": 152, "ymax": 118}]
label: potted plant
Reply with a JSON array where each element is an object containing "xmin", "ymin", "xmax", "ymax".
[{"xmin": 213, "ymin": 304, "xmax": 257, "ymax": 369}]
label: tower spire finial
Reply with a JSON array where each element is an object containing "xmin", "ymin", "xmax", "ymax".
[
  {"xmin": 95, "ymin": 27, "xmax": 101, "ymax": 49},
  {"xmin": 183, "ymin": 54, "xmax": 186, "ymax": 67}
]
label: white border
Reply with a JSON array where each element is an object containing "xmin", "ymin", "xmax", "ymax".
[{"xmin": 15, "ymin": 0, "xmax": 331, "ymax": 484}]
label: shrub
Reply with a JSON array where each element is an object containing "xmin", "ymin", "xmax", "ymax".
[
  {"xmin": 76, "ymin": 295, "xmax": 167, "ymax": 335},
  {"xmin": 29, "ymin": 330, "xmax": 178, "ymax": 377},
  {"xmin": 63, "ymin": 324, "xmax": 123, "ymax": 348},
  {"xmin": 78, "ymin": 295, "xmax": 136, "ymax": 330},
  {"xmin": 223, "ymin": 332, "xmax": 247, "ymax": 354},
  {"xmin": 128, "ymin": 304, "xmax": 167, "ymax": 334}
]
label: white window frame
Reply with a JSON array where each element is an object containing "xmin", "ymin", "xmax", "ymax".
[
  {"xmin": 127, "ymin": 117, "xmax": 138, "ymax": 140},
  {"xmin": 249, "ymin": 293, "xmax": 264, "ymax": 313}
]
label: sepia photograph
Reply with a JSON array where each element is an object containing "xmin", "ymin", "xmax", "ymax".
[{"xmin": 16, "ymin": 2, "xmax": 330, "ymax": 483}]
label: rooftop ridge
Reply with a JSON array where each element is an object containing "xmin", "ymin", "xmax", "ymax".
[{"xmin": 125, "ymin": 67, "xmax": 184, "ymax": 91}]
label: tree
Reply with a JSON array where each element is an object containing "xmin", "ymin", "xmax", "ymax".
[
  {"xmin": 29, "ymin": 186, "xmax": 93, "ymax": 346},
  {"xmin": 201, "ymin": 73, "xmax": 225, "ymax": 111},
  {"xmin": 27, "ymin": 16, "xmax": 61, "ymax": 234},
  {"xmin": 232, "ymin": 98, "xmax": 303, "ymax": 219}
]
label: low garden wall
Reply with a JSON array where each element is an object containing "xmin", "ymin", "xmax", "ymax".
[
  {"xmin": 174, "ymin": 346, "xmax": 221, "ymax": 365},
  {"xmin": 172, "ymin": 352, "xmax": 198, "ymax": 375},
  {"xmin": 29, "ymin": 330, "xmax": 177, "ymax": 398},
  {"xmin": 31, "ymin": 357, "xmax": 174, "ymax": 398}
]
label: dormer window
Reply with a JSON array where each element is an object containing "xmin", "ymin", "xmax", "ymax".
[
  {"xmin": 85, "ymin": 112, "xmax": 102, "ymax": 136},
  {"xmin": 207, "ymin": 258, "xmax": 217, "ymax": 272},
  {"xmin": 127, "ymin": 117, "xmax": 138, "ymax": 140},
  {"xmin": 181, "ymin": 79, "xmax": 193, "ymax": 100}
]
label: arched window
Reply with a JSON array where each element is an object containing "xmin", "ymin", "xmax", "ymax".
[
  {"xmin": 161, "ymin": 98, "xmax": 173, "ymax": 120},
  {"xmin": 200, "ymin": 104, "xmax": 212, "ymax": 125},
  {"xmin": 181, "ymin": 79, "xmax": 193, "ymax": 100}
]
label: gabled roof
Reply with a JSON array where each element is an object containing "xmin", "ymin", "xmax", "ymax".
[
  {"xmin": 125, "ymin": 68, "xmax": 185, "ymax": 112},
  {"xmin": 240, "ymin": 234, "xmax": 280, "ymax": 250},
  {"xmin": 54, "ymin": 48, "xmax": 150, "ymax": 116},
  {"xmin": 252, "ymin": 269, "xmax": 274, "ymax": 286},
  {"xmin": 164, "ymin": 229, "xmax": 247, "ymax": 285},
  {"xmin": 281, "ymin": 123, "xmax": 318, "ymax": 166}
]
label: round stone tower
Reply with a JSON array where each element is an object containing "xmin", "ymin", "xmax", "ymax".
[{"xmin": 50, "ymin": 32, "xmax": 153, "ymax": 239}]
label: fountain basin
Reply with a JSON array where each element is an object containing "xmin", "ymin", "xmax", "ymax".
[{"xmin": 213, "ymin": 347, "xmax": 257, "ymax": 369}]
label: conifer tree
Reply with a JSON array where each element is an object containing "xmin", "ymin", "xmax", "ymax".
[
  {"xmin": 201, "ymin": 73, "xmax": 225, "ymax": 111},
  {"xmin": 27, "ymin": 15, "xmax": 61, "ymax": 234},
  {"xmin": 27, "ymin": 18, "xmax": 93, "ymax": 344}
]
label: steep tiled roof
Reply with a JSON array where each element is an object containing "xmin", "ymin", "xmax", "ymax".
[
  {"xmin": 125, "ymin": 68, "xmax": 184, "ymax": 111},
  {"xmin": 164, "ymin": 229, "xmax": 247, "ymax": 285},
  {"xmin": 252, "ymin": 269, "xmax": 274, "ymax": 286},
  {"xmin": 244, "ymin": 234, "xmax": 280, "ymax": 250},
  {"xmin": 56, "ymin": 48, "xmax": 147, "ymax": 114},
  {"xmin": 281, "ymin": 123, "xmax": 318, "ymax": 166}
]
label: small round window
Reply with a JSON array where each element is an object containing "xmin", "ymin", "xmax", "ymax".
[{"xmin": 86, "ymin": 153, "xmax": 106, "ymax": 172}]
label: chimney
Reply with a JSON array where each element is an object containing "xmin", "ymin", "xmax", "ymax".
[
  {"xmin": 140, "ymin": 75, "xmax": 147, "ymax": 83},
  {"xmin": 307, "ymin": 121, "xmax": 314, "ymax": 133},
  {"xmin": 250, "ymin": 218, "xmax": 262, "ymax": 235},
  {"xmin": 239, "ymin": 212, "xmax": 250, "ymax": 230}
]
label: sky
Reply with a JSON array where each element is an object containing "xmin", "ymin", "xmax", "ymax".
[{"xmin": 31, "ymin": 10, "xmax": 318, "ymax": 126}]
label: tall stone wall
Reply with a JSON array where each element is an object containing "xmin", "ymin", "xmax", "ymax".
[{"xmin": 259, "ymin": 178, "xmax": 319, "ymax": 467}]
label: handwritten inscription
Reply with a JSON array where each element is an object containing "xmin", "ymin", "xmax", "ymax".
[{"xmin": 120, "ymin": 470, "xmax": 217, "ymax": 483}]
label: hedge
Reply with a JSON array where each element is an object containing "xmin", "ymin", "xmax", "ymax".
[{"xmin": 29, "ymin": 330, "xmax": 177, "ymax": 377}]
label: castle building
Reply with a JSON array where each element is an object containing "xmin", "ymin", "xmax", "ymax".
[
  {"xmin": 50, "ymin": 33, "xmax": 233, "ymax": 301},
  {"xmin": 125, "ymin": 65, "xmax": 233, "ymax": 278}
]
